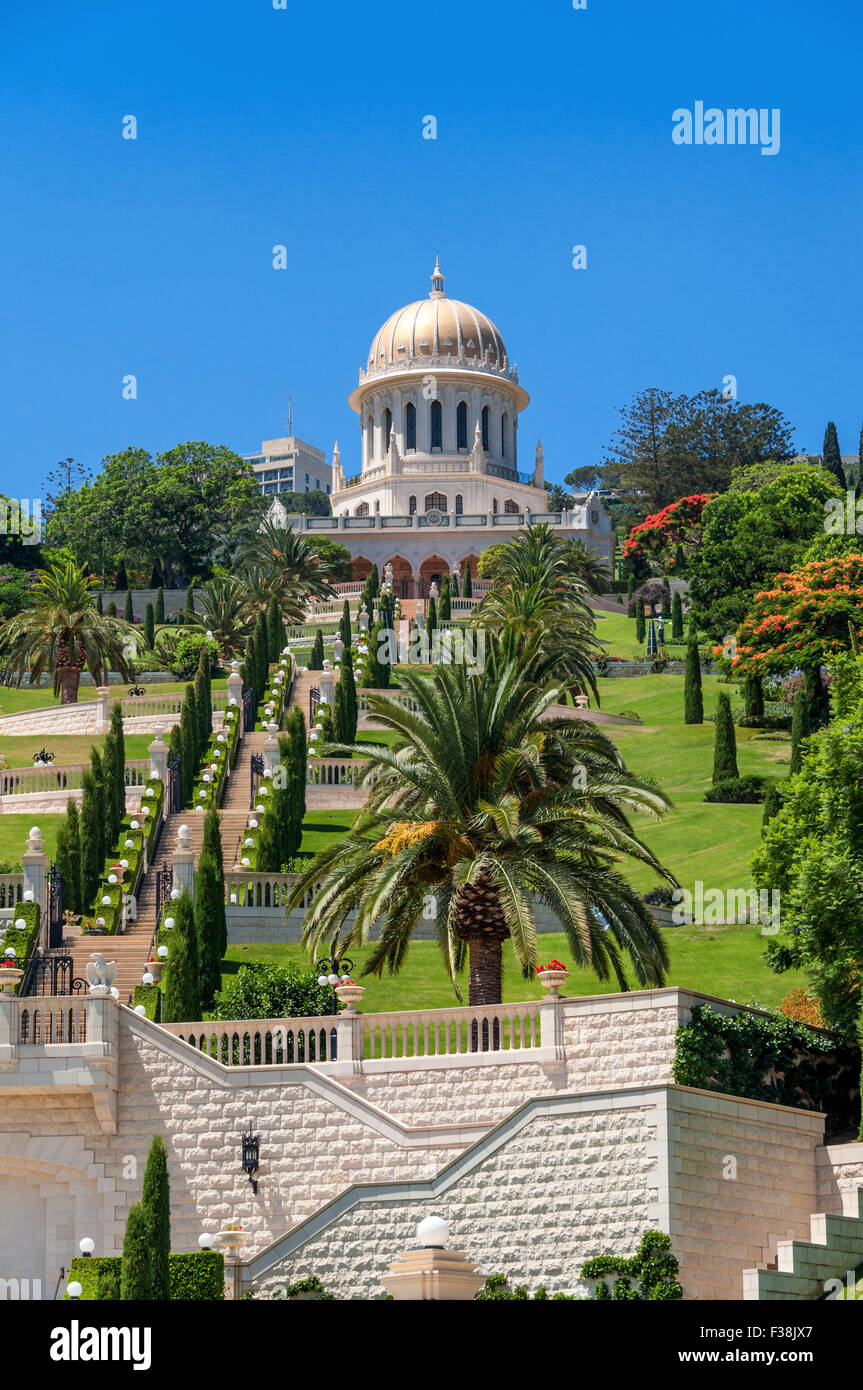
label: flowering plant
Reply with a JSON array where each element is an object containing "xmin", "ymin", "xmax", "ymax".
[{"xmin": 536, "ymin": 959, "xmax": 567, "ymax": 974}]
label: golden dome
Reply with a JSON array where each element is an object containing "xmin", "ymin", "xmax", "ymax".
[{"xmin": 366, "ymin": 259, "xmax": 508, "ymax": 373}]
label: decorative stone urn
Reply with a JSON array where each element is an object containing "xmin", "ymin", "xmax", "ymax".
[
  {"xmin": 536, "ymin": 967, "xmax": 568, "ymax": 999},
  {"xmin": 216, "ymin": 1229, "xmax": 244, "ymax": 1254},
  {"xmin": 0, "ymin": 963, "xmax": 24, "ymax": 995},
  {"xmin": 335, "ymin": 982, "xmax": 365, "ymax": 1011}
]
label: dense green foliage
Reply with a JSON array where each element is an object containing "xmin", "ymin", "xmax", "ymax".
[
  {"xmin": 162, "ymin": 891, "xmax": 201, "ymax": 1023},
  {"xmin": 142, "ymin": 1135, "xmax": 171, "ymax": 1301},
  {"xmin": 210, "ymin": 961, "xmax": 333, "ymax": 1020},
  {"xmin": 711, "ymin": 692, "xmax": 739, "ymax": 783},
  {"xmin": 582, "ymin": 1230, "xmax": 683, "ymax": 1300},
  {"xmin": 120, "ymin": 1202, "xmax": 152, "ymax": 1300}
]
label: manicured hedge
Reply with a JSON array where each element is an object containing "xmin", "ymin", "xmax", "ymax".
[
  {"xmin": 3, "ymin": 901, "xmax": 41, "ymax": 990},
  {"xmin": 83, "ymin": 780, "xmax": 165, "ymax": 936},
  {"xmin": 65, "ymin": 1250, "xmax": 224, "ymax": 1300},
  {"xmin": 192, "ymin": 708, "xmax": 242, "ymax": 811},
  {"xmin": 132, "ymin": 982, "xmax": 162, "ymax": 1021}
]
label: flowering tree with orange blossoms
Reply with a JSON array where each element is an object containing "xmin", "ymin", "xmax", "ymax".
[
  {"xmin": 723, "ymin": 554, "xmax": 863, "ymax": 676},
  {"xmin": 622, "ymin": 494, "xmax": 715, "ymax": 571}
]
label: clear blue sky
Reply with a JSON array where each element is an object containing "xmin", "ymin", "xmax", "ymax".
[{"xmin": 1, "ymin": 0, "xmax": 861, "ymax": 501}]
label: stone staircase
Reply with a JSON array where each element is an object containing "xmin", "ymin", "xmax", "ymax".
[{"xmin": 742, "ymin": 1189, "xmax": 863, "ymax": 1299}]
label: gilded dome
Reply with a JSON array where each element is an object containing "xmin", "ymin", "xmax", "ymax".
[{"xmin": 366, "ymin": 258, "xmax": 508, "ymax": 374}]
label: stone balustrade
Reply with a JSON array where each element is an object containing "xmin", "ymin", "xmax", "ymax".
[
  {"xmin": 164, "ymin": 1016, "xmax": 339, "ymax": 1066},
  {"xmin": 0, "ymin": 874, "xmax": 24, "ymax": 909},
  {"xmin": 120, "ymin": 691, "xmax": 227, "ymax": 720},
  {"xmin": 306, "ymin": 756, "xmax": 372, "ymax": 786},
  {"xmin": 224, "ymin": 872, "xmax": 311, "ymax": 911},
  {"xmin": 0, "ymin": 759, "xmax": 150, "ymax": 798}
]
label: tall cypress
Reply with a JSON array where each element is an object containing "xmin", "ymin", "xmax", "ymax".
[
  {"xmin": 339, "ymin": 599, "xmax": 352, "ymax": 648},
  {"xmin": 671, "ymin": 590, "xmax": 684, "ymax": 642},
  {"xmin": 439, "ymin": 574, "xmax": 451, "ymax": 621},
  {"xmin": 144, "ymin": 602, "xmax": 155, "ymax": 650},
  {"xmin": 661, "ymin": 586, "xmax": 671, "ymax": 618},
  {"xmin": 185, "ymin": 587, "xmax": 196, "ymax": 623},
  {"xmin": 202, "ymin": 808, "xmax": 226, "ymax": 954},
  {"xmin": 335, "ymin": 658, "xmax": 357, "ymax": 743},
  {"xmin": 463, "ymin": 564, "xmax": 472, "ymax": 598},
  {"xmin": 684, "ymin": 624, "xmax": 703, "ymax": 724},
  {"xmin": 96, "ymin": 591, "xmax": 103, "ymax": 615},
  {"xmin": 626, "ymin": 573, "xmax": 634, "ymax": 600},
  {"xmin": 108, "ymin": 600, "xmax": 117, "ymax": 618},
  {"xmin": 120, "ymin": 1202, "xmax": 152, "ymax": 1301},
  {"xmin": 790, "ymin": 687, "xmax": 810, "ymax": 775},
  {"xmin": 712, "ymin": 692, "xmax": 739, "ymax": 783},
  {"xmin": 194, "ymin": 664, "xmax": 208, "ymax": 753},
  {"xmin": 141, "ymin": 1135, "xmax": 171, "ymax": 1301},
  {"xmin": 310, "ymin": 628, "xmax": 324, "ymax": 670},
  {"xmin": 673, "ymin": 543, "xmax": 685, "ymax": 574},
  {"xmin": 56, "ymin": 798, "xmax": 82, "ymax": 916},
  {"xmin": 162, "ymin": 891, "xmax": 200, "ymax": 1023},
  {"xmin": 155, "ymin": 586, "xmax": 165, "ymax": 625},
  {"xmin": 761, "ymin": 781, "xmax": 781, "ymax": 831},
  {"xmin": 124, "ymin": 588, "xmax": 134, "ymax": 623},
  {"xmin": 744, "ymin": 673, "xmax": 764, "ymax": 718},
  {"xmin": 180, "ymin": 694, "xmax": 198, "ymax": 804},
  {"xmin": 89, "ymin": 748, "xmax": 106, "ymax": 867},
  {"xmin": 266, "ymin": 595, "xmax": 282, "ymax": 663},
  {"xmin": 195, "ymin": 850, "xmax": 224, "ymax": 1008},
  {"xmin": 426, "ymin": 596, "xmax": 437, "ymax": 637},
  {"xmin": 110, "ymin": 701, "xmax": 126, "ymax": 838},
  {"xmin": 805, "ymin": 664, "xmax": 828, "ymax": 730},
  {"xmin": 254, "ymin": 611, "xmax": 268, "ymax": 698},
  {"xmin": 80, "ymin": 771, "xmax": 102, "ymax": 909},
  {"xmin": 115, "ymin": 559, "xmax": 128, "ymax": 591},
  {"xmin": 635, "ymin": 605, "xmax": 646, "ymax": 644},
  {"xmin": 451, "ymin": 570, "xmax": 459, "ymax": 598},
  {"xmin": 822, "ymin": 420, "xmax": 846, "ymax": 489},
  {"xmin": 102, "ymin": 725, "xmax": 118, "ymax": 853}
]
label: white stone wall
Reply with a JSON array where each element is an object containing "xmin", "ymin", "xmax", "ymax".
[{"xmin": 816, "ymin": 1141, "xmax": 863, "ymax": 1217}]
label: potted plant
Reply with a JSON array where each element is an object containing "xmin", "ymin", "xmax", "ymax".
[
  {"xmin": 216, "ymin": 1222, "xmax": 244, "ymax": 1253},
  {"xmin": 536, "ymin": 959, "xmax": 569, "ymax": 998},
  {"xmin": 0, "ymin": 950, "xmax": 23, "ymax": 993},
  {"xmin": 334, "ymin": 976, "xmax": 365, "ymax": 1010}
]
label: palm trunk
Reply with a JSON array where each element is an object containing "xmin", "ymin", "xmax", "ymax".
[
  {"xmin": 58, "ymin": 666, "xmax": 81, "ymax": 705},
  {"xmin": 466, "ymin": 934, "xmax": 503, "ymax": 1007}
]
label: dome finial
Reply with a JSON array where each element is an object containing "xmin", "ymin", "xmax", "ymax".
[{"xmin": 430, "ymin": 255, "xmax": 446, "ymax": 298}]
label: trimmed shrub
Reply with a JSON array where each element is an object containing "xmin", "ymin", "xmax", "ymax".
[
  {"xmin": 120, "ymin": 1202, "xmax": 152, "ymax": 1300},
  {"xmin": 142, "ymin": 1135, "xmax": 171, "ymax": 1301},
  {"xmin": 790, "ymin": 686, "xmax": 810, "ymax": 775},
  {"xmin": 683, "ymin": 624, "xmax": 703, "ymax": 724},
  {"xmin": 66, "ymin": 1252, "xmax": 223, "ymax": 1301},
  {"xmin": 704, "ymin": 775, "xmax": 765, "ymax": 803},
  {"xmin": 712, "ymin": 691, "xmax": 739, "ymax": 783}
]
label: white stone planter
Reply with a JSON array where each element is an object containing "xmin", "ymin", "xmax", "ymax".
[
  {"xmin": 217, "ymin": 1230, "xmax": 244, "ymax": 1254},
  {"xmin": 537, "ymin": 968, "xmax": 568, "ymax": 999},
  {"xmin": 0, "ymin": 965, "xmax": 24, "ymax": 995},
  {"xmin": 335, "ymin": 983, "xmax": 365, "ymax": 1011}
]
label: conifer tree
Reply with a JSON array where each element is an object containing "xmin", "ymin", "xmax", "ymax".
[
  {"xmin": 439, "ymin": 574, "xmax": 451, "ymax": 621},
  {"xmin": 202, "ymin": 807, "xmax": 226, "ymax": 955},
  {"xmin": 124, "ymin": 588, "xmax": 134, "ymax": 623},
  {"xmin": 244, "ymin": 632, "xmax": 257, "ymax": 700},
  {"xmin": 194, "ymin": 664, "xmax": 208, "ymax": 753},
  {"xmin": 712, "ymin": 691, "xmax": 739, "ymax": 783},
  {"xmin": 339, "ymin": 599, "xmax": 351, "ymax": 648},
  {"xmin": 155, "ymin": 586, "xmax": 165, "ymax": 626},
  {"xmin": 426, "ymin": 596, "xmax": 437, "ymax": 637},
  {"xmin": 56, "ymin": 798, "xmax": 82, "ymax": 915},
  {"xmin": 463, "ymin": 564, "xmax": 472, "ymax": 598},
  {"xmin": 141, "ymin": 1135, "xmax": 171, "ymax": 1301},
  {"xmin": 116, "ymin": 559, "xmax": 128, "ymax": 591},
  {"xmin": 790, "ymin": 687, "xmax": 810, "ymax": 775},
  {"xmin": 661, "ymin": 587, "xmax": 671, "ymax": 618},
  {"xmin": 120, "ymin": 1202, "xmax": 152, "ymax": 1301},
  {"xmin": 635, "ymin": 605, "xmax": 646, "ymax": 644},
  {"xmin": 626, "ymin": 573, "xmax": 634, "ymax": 600},
  {"xmin": 108, "ymin": 600, "xmax": 117, "ymax": 618},
  {"xmin": 451, "ymin": 570, "xmax": 460, "ymax": 598},
  {"xmin": 671, "ymin": 590, "xmax": 684, "ymax": 642},
  {"xmin": 822, "ymin": 420, "xmax": 846, "ymax": 489},
  {"xmin": 162, "ymin": 891, "xmax": 200, "ymax": 1023},
  {"xmin": 144, "ymin": 602, "xmax": 155, "ymax": 650},
  {"xmin": 80, "ymin": 771, "xmax": 102, "ymax": 909},
  {"xmin": 684, "ymin": 624, "xmax": 703, "ymax": 724},
  {"xmin": 102, "ymin": 725, "xmax": 118, "ymax": 853},
  {"xmin": 266, "ymin": 595, "xmax": 282, "ymax": 663},
  {"xmin": 744, "ymin": 673, "xmax": 764, "ymax": 718},
  {"xmin": 89, "ymin": 747, "xmax": 106, "ymax": 860},
  {"xmin": 96, "ymin": 591, "xmax": 103, "ymax": 615},
  {"xmin": 761, "ymin": 781, "xmax": 781, "ymax": 831},
  {"xmin": 310, "ymin": 628, "xmax": 325, "ymax": 670},
  {"xmin": 96, "ymin": 1264, "xmax": 121, "ymax": 1300},
  {"xmin": 180, "ymin": 692, "xmax": 198, "ymax": 804},
  {"xmin": 185, "ymin": 587, "xmax": 196, "ymax": 624},
  {"xmin": 254, "ymin": 611, "xmax": 268, "ymax": 697},
  {"xmin": 195, "ymin": 850, "xmax": 224, "ymax": 1008},
  {"xmin": 110, "ymin": 701, "xmax": 126, "ymax": 836},
  {"xmin": 334, "ymin": 660, "xmax": 357, "ymax": 744},
  {"xmin": 805, "ymin": 665, "xmax": 828, "ymax": 730}
]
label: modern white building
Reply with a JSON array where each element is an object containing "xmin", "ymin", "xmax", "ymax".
[
  {"xmin": 243, "ymin": 436, "xmax": 331, "ymax": 498},
  {"xmin": 270, "ymin": 259, "xmax": 614, "ymax": 595}
]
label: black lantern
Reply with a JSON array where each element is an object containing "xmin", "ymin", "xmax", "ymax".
[{"xmin": 241, "ymin": 1128, "xmax": 260, "ymax": 1194}]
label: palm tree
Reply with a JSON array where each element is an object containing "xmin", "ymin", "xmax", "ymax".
[
  {"xmin": 242, "ymin": 520, "xmax": 338, "ymax": 602},
  {"xmin": 289, "ymin": 641, "xmax": 675, "ymax": 1006},
  {"xmin": 0, "ymin": 560, "xmax": 136, "ymax": 703},
  {"xmin": 235, "ymin": 563, "xmax": 308, "ymax": 625},
  {"xmin": 192, "ymin": 577, "xmax": 255, "ymax": 657}
]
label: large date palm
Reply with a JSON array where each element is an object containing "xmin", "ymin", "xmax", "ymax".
[
  {"xmin": 289, "ymin": 637, "xmax": 675, "ymax": 1005},
  {"xmin": 0, "ymin": 559, "xmax": 136, "ymax": 703},
  {"xmin": 242, "ymin": 521, "xmax": 338, "ymax": 603}
]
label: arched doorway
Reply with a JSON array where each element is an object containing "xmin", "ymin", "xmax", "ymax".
[
  {"xmin": 419, "ymin": 554, "xmax": 448, "ymax": 599},
  {"xmin": 352, "ymin": 556, "xmax": 374, "ymax": 583},
  {"xmin": 385, "ymin": 555, "xmax": 413, "ymax": 600}
]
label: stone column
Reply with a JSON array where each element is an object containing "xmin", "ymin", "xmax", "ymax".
[
  {"xmin": 0, "ymin": 995, "xmax": 18, "ymax": 1064},
  {"xmin": 262, "ymin": 723, "xmax": 281, "ymax": 777},
  {"xmin": 319, "ymin": 660, "xmax": 335, "ymax": 710},
  {"xmin": 148, "ymin": 726, "xmax": 168, "ymax": 782},
  {"xmin": 95, "ymin": 685, "xmax": 111, "ymax": 733},
  {"xmin": 381, "ymin": 1219, "xmax": 484, "ymax": 1300},
  {"xmin": 226, "ymin": 660, "xmax": 243, "ymax": 707},
  {"xmin": 172, "ymin": 824, "xmax": 195, "ymax": 901},
  {"xmin": 21, "ymin": 826, "xmax": 48, "ymax": 922}
]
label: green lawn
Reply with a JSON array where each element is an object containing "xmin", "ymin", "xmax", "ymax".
[
  {"xmin": 222, "ymin": 921, "xmax": 806, "ymax": 1013},
  {"xmin": 594, "ymin": 610, "xmax": 688, "ymax": 662},
  {"xmin": 0, "ymin": 677, "xmax": 226, "ymax": 716},
  {"xmin": 0, "ymin": 733, "xmax": 153, "ymax": 768},
  {"xmin": 0, "ymin": 814, "xmax": 64, "ymax": 867}
]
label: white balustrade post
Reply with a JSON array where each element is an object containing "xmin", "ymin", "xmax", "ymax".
[
  {"xmin": 319, "ymin": 660, "xmax": 335, "ymax": 709},
  {"xmin": 21, "ymin": 826, "xmax": 48, "ymax": 923},
  {"xmin": 172, "ymin": 824, "xmax": 196, "ymax": 901},
  {"xmin": 539, "ymin": 997, "xmax": 565, "ymax": 1067},
  {"xmin": 262, "ymin": 723, "xmax": 280, "ymax": 777},
  {"xmin": 96, "ymin": 684, "xmax": 111, "ymax": 733},
  {"xmin": 0, "ymin": 996, "xmax": 18, "ymax": 1063},
  {"xmin": 148, "ymin": 726, "xmax": 169, "ymax": 782},
  {"xmin": 226, "ymin": 660, "xmax": 244, "ymax": 707}
]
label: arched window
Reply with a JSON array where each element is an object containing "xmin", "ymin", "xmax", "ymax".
[
  {"xmin": 383, "ymin": 408, "xmax": 392, "ymax": 449},
  {"xmin": 409, "ymin": 494, "xmax": 417, "ymax": 514},
  {"xmin": 366, "ymin": 415, "xmax": 375, "ymax": 461},
  {"xmin": 501, "ymin": 412, "xmax": 508, "ymax": 458},
  {"xmin": 492, "ymin": 497, "xmax": 499, "ymax": 514},
  {"xmin": 456, "ymin": 401, "xmax": 468, "ymax": 450},
  {"xmin": 455, "ymin": 493, "xmax": 464, "ymax": 515},
  {"xmin": 405, "ymin": 402, "xmax": 417, "ymax": 451},
  {"xmin": 425, "ymin": 492, "xmax": 447, "ymax": 512},
  {"xmin": 481, "ymin": 405, "xmax": 490, "ymax": 452},
  {"xmin": 356, "ymin": 502, "xmax": 369, "ymax": 517},
  {"xmin": 504, "ymin": 498, "xmax": 519, "ymax": 514},
  {"xmin": 430, "ymin": 400, "xmax": 442, "ymax": 450}
]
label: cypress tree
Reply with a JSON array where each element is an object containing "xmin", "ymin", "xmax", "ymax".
[
  {"xmin": 80, "ymin": 771, "xmax": 102, "ymax": 909},
  {"xmin": 56, "ymin": 798, "xmax": 82, "ymax": 916},
  {"xmin": 626, "ymin": 573, "xmax": 634, "ymax": 600},
  {"xmin": 284, "ymin": 709, "xmax": 307, "ymax": 855},
  {"xmin": 90, "ymin": 748, "xmax": 106, "ymax": 863},
  {"xmin": 116, "ymin": 559, "xmax": 128, "ymax": 591},
  {"xmin": 185, "ymin": 587, "xmax": 196, "ymax": 623},
  {"xmin": 108, "ymin": 600, "xmax": 117, "ymax": 618},
  {"xmin": 805, "ymin": 665, "xmax": 828, "ymax": 730},
  {"xmin": 661, "ymin": 587, "xmax": 671, "ymax": 618},
  {"xmin": 202, "ymin": 807, "xmax": 227, "ymax": 955},
  {"xmin": 110, "ymin": 701, "xmax": 126, "ymax": 836},
  {"xmin": 339, "ymin": 599, "xmax": 352, "ymax": 648},
  {"xmin": 761, "ymin": 781, "xmax": 781, "ymax": 831},
  {"xmin": 149, "ymin": 564, "xmax": 161, "ymax": 588},
  {"xmin": 124, "ymin": 588, "xmax": 134, "ymax": 623},
  {"xmin": 684, "ymin": 624, "xmax": 703, "ymax": 724},
  {"xmin": 376, "ymin": 620, "xmax": 391, "ymax": 688},
  {"xmin": 96, "ymin": 1264, "xmax": 121, "ymax": 1300},
  {"xmin": 120, "ymin": 1202, "xmax": 152, "ymax": 1301},
  {"xmin": 168, "ymin": 722, "xmax": 182, "ymax": 763},
  {"xmin": 155, "ymin": 586, "xmax": 165, "ymax": 625},
  {"xmin": 635, "ymin": 605, "xmax": 646, "ymax": 644},
  {"xmin": 712, "ymin": 691, "xmax": 739, "ymax": 783},
  {"xmin": 96, "ymin": 591, "xmax": 103, "ymax": 615},
  {"xmin": 180, "ymin": 692, "xmax": 198, "ymax": 804},
  {"xmin": 254, "ymin": 611, "xmax": 268, "ymax": 694},
  {"xmin": 141, "ymin": 1135, "xmax": 171, "ymax": 1301},
  {"xmin": 255, "ymin": 810, "xmax": 279, "ymax": 873},
  {"xmin": 744, "ymin": 673, "xmax": 764, "ymax": 718},
  {"xmin": 452, "ymin": 571, "xmax": 460, "ymax": 598},
  {"xmin": 201, "ymin": 652, "xmax": 213, "ymax": 738},
  {"xmin": 463, "ymin": 564, "xmax": 472, "ymax": 598},
  {"xmin": 102, "ymin": 726, "xmax": 118, "ymax": 853},
  {"xmin": 266, "ymin": 595, "xmax": 282, "ymax": 663},
  {"xmin": 822, "ymin": 420, "xmax": 846, "ymax": 489},
  {"xmin": 310, "ymin": 628, "xmax": 325, "ymax": 670},
  {"xmin": 194, "ymin": 664, "xmax": 208, "ymax": 753},
  {"xmin": 790, "ymin": 687, "xmax": 810, "ymax": 775},
  {"xmin": 671, "ymin": 590, "xmax": 684, "ymax": 642},
  {"xmin": 244, "ymin": 633, "xmax": 257, "ymax": 700},
  {"xmin": 368, "ymin": 566, "xmax": 379, "ymax": 598},
  {"xmin": 195, "ymin": 850, "xmax": 224, "ymax": 1008},
  {"xmin": 426, "ymin": 596, "xmax": 437, "ymax": 636},
  {"xmin": 673, "ymin": 543, "xmax": 685, "ymax": 574},
  {"xmin": 162, "ymin": 891, "xmax": 200, "ymax": 1023},
  {"xmin": 144, "ymin": 602, "xmax": 155, "ymax": 650},
  {"xmin": 337, "ymin": 658, "xmax": 357, "ymax": 743},
  {"xmin": 439, "ymin": 574, "xmax": 451, "ymax": 621}
]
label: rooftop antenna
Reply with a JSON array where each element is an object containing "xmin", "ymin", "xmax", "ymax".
[{"xmin": 287, "ymin": 394, "xmax": 293, "ymax": 437}]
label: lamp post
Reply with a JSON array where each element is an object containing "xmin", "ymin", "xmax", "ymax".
[
  {"xmin": 316, "ymin": 954, "xmax": 354, "ymax": 1013},
  {"xmin": 78, "ymin": 1237, "xmax": 95, "ymax": 1258}
]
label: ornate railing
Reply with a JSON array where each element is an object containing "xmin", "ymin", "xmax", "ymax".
[
  {"xmin": 362, "ymin": 1002, "xmax": 543, "ymax": 1059},
  {"xmin": 120, "ymin": 692, "xmax": 227, "ymax": 720},
  {"xmin": 306, "ymin": 757, "xmax": 372, "ymax": 786},
  {"xmin": 0, "ymin": 874, "xmax": 25, "ymax": 908},
  {"xmin": 17, "ymin": 999, "xmax": 88, "ymax": 1044},
  {"xmin": 163, "ymin": 1016, "xmax": 338, "ymax": 1066},
  {"xmin": 0, "ymin": 759, "xmax": 151, "ymax": 798}
]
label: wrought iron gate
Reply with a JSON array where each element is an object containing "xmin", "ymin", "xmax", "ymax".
[
  {"xmin": 250, "ymin": 753, "xmax": 264, "ymax": 810},
  {"xmin": 167, "ymin": 754, "xmax": 181, "ymax": 814},
  {"xmin": 242, "ymin": 688, "xmax": 255, "ymax": 732},
  {"xmin": 47, "ymin": 863, "xmax": 64, "ymax": 950}
]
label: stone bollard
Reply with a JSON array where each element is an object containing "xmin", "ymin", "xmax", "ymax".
[
  {"xmin": 148, "ymin": 726, "xmax": 168, "ymax": 782},
  {"xmin": 96, "ymin": 685, "xmax": 111, "ymax": 733},
  {"xmin": 381, "ymin": 1217, "xmax": 484, "ymax": 1301},
  {"xmin": 172, "ymin": 825, "xmax": 195, "ymax": 901},
  {"xmin": 21, "ymin": 826, "xmax": 49, "ymax": 925}
]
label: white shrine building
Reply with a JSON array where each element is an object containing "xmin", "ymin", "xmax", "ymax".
[{"xmin": 269, "ymin": 258, "xmax": 614, "ymax": 596}]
